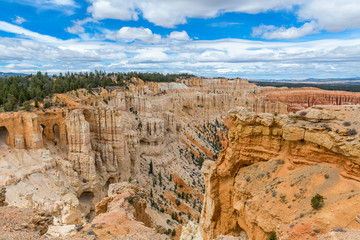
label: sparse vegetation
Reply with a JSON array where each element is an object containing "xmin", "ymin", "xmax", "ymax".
[
  {"xmin": 346, "ymin": 128, "xmax": 357, "ymax": 136},
  {"xmin": 343, "ymin": 121, "xmax": 351, "ymax": 126},
  {"xmin": 149, "ymin": 160, "xmax": 153, "ymax": 175},
  {"xmin": 321, "ymin": 124, "xmax": 332, "ymax": 132},
  {"xmin": 34, "ymin": 100, "xmax": 39, "ymax": 108},
  {"xmin": 267, "ymin": 231, "xmax": 277, "ymax": 240},
  {"xmin": 171, "ymin": 212, "xmax": 179, "ymax": 222},
  {"xmin": 311, "ymin": 194, "xmax": 324, "ymax": 210},
  {"xmin": 126, "ymin": 196, "xmax": 134, "ymax": 204},
  {"xmin": 158, "ymin": 171, "xmax": 162, "ymax": 186}
]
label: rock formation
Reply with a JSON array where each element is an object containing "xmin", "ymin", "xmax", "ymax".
[
  {"xmin": 200, "ymin": 105, "xmax": 360, "ymax": 240},
  {"xmin": 75, "ymin": 182, "xmax": 170, "ymax": 240},
  {"xmin": 257, "ymin": 87, "xmax": 360, "ymax": 112},
  {"xmin": 1, "ymin": 77, "xmax": 359, "ymax": 239},
  {"xmin": 0, "ymin": 78, "xmax": 274, "ymax": 238}
]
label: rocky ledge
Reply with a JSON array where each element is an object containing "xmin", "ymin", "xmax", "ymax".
[{"xmin": 200, "ymin": 105, "xmax": 360, "ymax": 240}]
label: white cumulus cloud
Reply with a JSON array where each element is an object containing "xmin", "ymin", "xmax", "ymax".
[
  {"xmin": 168, "ymin": 31, "xmax": 190, "ymax": 41},
  {"xmin": 1, "ymin": 21, "xmax": 360, "ymax": 79},
  {"xmin": 88, "ymin": 0, "xmax": 302, "ymax": 28},
  {"xmin": 87, "ymin": 0, "xmax": 360, "ymax": 35},
  {"xmin": 105, "ymin": 27, "xmax": 161, "ymax": 43},
  {"xmin": 252, "ymin": 21, "xmax": 319, "ymax": 39},
  {"xmin": 66, "ymin": 18, "xmax": 96, "ymax": 34},
  {"xmin": 298, "ymin": 0, "xmax": 360, "ymax": 32}
]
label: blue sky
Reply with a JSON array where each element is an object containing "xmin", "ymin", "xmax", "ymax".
[{"xmin": 0, "ymin": 0, "xmax": 360, "ymax": 79}]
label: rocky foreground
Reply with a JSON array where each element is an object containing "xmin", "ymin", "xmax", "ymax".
[{"xmin": 198, "ymin": 105, "xmax": 360, "ymax": 239}]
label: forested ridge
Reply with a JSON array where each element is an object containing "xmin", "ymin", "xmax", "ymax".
[
  {"xmin": 250, "ymin": 81, "xmax": 360, "ymax": 92},
  {"xmin": 0, "ymin": 71, "xmax": 195, "ymax": 112}
]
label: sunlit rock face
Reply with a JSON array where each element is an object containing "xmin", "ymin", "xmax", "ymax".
[
  {"xmin": 200, "ymin": 105, "xmax": 360, "ymax": 240},
  {"xmin": 6, "ymin": 78, "xmax": 357, "ymax": 239}
]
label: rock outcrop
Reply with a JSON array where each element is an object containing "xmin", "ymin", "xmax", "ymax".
[
  {"xmin": 258, "ymin": 87, "xmax": 360, "ymax": 112},
  {"xmin": 76, "ymin": 182, "xmax": 170, "ymax": 240},
  {"xmin": 0, "ymin": 186, "xmax": 7, "ymax": 207},
  {"xmin": 180, "ymin": 221, "xmax": 202, "ymax": 240},
  {"xmin": 0, "ymin": 191, "xmax": 53, "ymax": 239},
  {"xmin": 200, "ymin": 105, "xmax": 360, "ymax": 240}
]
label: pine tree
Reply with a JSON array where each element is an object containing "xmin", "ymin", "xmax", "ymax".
[
  {"xmin": 158, "ymin": 171, "xmax": 162, "ymax": 186},
  {"xmin": 4, "ymin": 94, "xmax": 16, "ymax": 112},
  {"xmin": 22, "ymin": 101, "xmax": 32, "ymax": 111},
  {"xmin": 34, "ymin": 100, "xmax": 39, "ymax": 108},
  {"xmin": 18, "ymin": 91, "xmax": 26, "ymax": 104},
  {"xmin": 149, "ymin": 160, "xmax": 153, "ymax": 174}
]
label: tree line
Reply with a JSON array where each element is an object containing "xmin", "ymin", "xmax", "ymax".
[
  {"xmin": 250, "ymin": 81, "xmax": 360, "ymax": 92},
  {"xmin": 0, "ymin": 71, "xmax": 195, "ymax": 112}
]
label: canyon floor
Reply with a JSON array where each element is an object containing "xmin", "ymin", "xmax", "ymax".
[{"xmin": 0, "ymin": 78, "xmax": 360, "ymax": 239}]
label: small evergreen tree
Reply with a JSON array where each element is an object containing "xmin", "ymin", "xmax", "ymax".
[
  {"xmin": 149, "ymin": 160, "xmax": 153, "ymax": 174},
  {"xmin": 158, "ymin": 171, "xmax": 162, "ymax": 186},
  {"xmin": 34, "ymin": 100, "xmax": 39, "ymax": 108},
  {"xmin": 22, "ymin": 101, "xmax": 32, "ymax": 112},
  {"xmin": 267, "ymin": 231, "xmax": 277, "ymax": 240}
]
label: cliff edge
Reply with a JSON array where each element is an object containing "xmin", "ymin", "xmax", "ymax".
[{"xmin": 200, "ymin": 105, "xmax": 360, "ymax": 240}]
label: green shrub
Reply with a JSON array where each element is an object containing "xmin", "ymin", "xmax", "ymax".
[
  {"xmin": 343, "ymin": 121, "xmax": 351, "ymax": 126},
  {"xmin": 267, "ymin": 231, "xmax": 277, "ymax": 240},
  {"xmin": 34, "ymin": 100, "xmax": 39, "ymax": 108},
  {"xmin": 126, "ymin": 196, "xmax": 134, "ymax": 204},
  {"xmin": 347, "ymin": 128, "xmax": 357, "ymax": 136},
  {"xmin": 311, "ymin": 194, "xmax": 324, "ymax": 210}
]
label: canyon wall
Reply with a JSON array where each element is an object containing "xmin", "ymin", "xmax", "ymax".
[
  {"xmin": 200, "ymin": 105, "xmax": 360, "ymax": 240},
  {"xmin": 2, "ymin": 78, "xmax": 360, "ymax": 239},
  {"xmin": 0, "ymin": 78, "xmax": 284, "ymax": 238},
  {"xmin": 258, "ymin": 87, "xmax": 360, "ymax": 112}
]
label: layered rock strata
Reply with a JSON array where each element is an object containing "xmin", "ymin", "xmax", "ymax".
[
  {"xmin": 258, "ymin": 87, "xmax": 360, "ymax": 112},
  {"xmin": 201, "ymin": 105, "xmax": 360, "ymax": 240}
]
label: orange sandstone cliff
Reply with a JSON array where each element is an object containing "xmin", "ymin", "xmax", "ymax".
[
  {"xmin": 200, "ymin": 105, "xmax": 360, "ymax": 240},
  {"xmin": 257, "ymin": 87, "xmax": 360, "ymax": 112}
]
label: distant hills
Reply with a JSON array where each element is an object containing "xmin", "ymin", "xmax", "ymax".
[
  {"xmin": 249, "ymin": 77, "xmax": 360, "ymax": 92},
  {"xmin": 0, "ymin": 72, "xmax": 27, "ymax": 77}
]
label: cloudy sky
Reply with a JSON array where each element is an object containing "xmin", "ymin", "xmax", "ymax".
[{"xmin": 0, "ymin": 0, "xmax": 360, "ymax": 79}]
